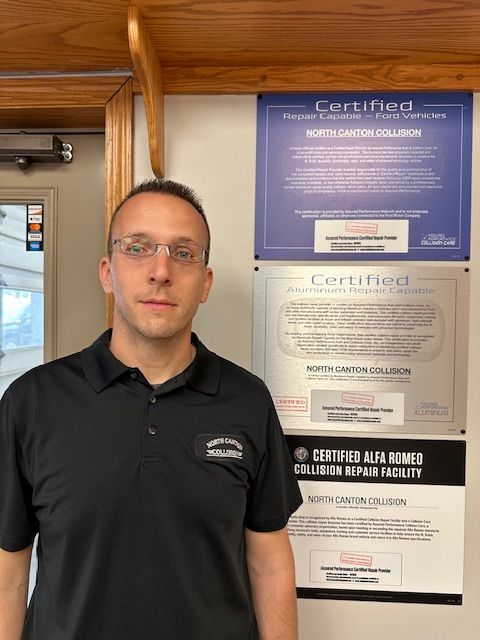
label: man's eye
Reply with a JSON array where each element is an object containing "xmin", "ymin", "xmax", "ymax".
[
  {"xmin": 126, "ymin": 243, "xmax": 147, "ymax": 254},
  {"xmin": 172, "ymin": 245, "xmax": 194, "ymax": 261}
]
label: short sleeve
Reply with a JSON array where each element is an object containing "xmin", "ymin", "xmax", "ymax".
[
  {"xmin": 245, "ymin": 395, "xmax": 302, "ymax": 532},
  {"xmin": 0, "ymin": 387, "xmax": 37, "ymax": 551}
]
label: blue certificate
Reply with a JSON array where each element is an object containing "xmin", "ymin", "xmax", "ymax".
[{"xmin": 255, "ymin": 92, "xmax": 472, "ymax": 261}]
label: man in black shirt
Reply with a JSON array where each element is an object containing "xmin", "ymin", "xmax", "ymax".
[{"xmin": 0, "ymin": 179, "xmax": 302, "ymax": 640}]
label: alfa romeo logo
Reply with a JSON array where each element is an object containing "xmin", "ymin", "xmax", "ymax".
[{"xmin": 294, "ymin": 447, "xmax": 309, "ymax": 462}]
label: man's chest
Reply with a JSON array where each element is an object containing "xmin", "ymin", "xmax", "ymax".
[{"xmin": 27, "ymin": 397, "xmax": 261, "ymax": 534}]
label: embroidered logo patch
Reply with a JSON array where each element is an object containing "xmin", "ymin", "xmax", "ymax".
[{"xmin": 195, "ymin": 434, "xmax": 247, "ymax": 461}]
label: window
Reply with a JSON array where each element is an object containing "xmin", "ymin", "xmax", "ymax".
[{"xmin": 1, "ymin": 288, "xmax": 44, "ymax": 350}]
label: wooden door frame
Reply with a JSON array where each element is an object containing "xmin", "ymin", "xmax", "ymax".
[{"xmin": 0, "ymin": 74, "xmax": 133, "ymax": 326}]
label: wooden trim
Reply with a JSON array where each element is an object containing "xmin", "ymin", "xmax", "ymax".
[
  {"xmin": 157, "ymin": 63, "xmax": 480, "ymax": 94},
  {"xmin": 0, "ymin": 76, "xmax": 127, "ymax": 108},
  {"xmin": 128, "ymin": 5, "xmax": 165, "ymax": 177},
  {"xmin": 0, "ymin": 73, "xmax": 133, "ymax": 330},
  {"xmin": 104, "ymin": 77, "xmax": 133, "ymax": 327},
  {"xmin": 0, "ymin": 76, "xmax": 131, "ymax": 128},
  {"xmin": 105, "ymin": 78, "xmax": 133, "ymax": 221},
  {"xmin": 2, "ymin": 63, "xmax": 473, "ymax": 109}
]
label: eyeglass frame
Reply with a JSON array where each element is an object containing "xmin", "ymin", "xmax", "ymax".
[{"xmin": 111, "ymin": 235, "xmax": 209, "ymax": 264}]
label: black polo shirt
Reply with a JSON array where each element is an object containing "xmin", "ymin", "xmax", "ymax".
[{"xmin": 0, "ymin": 331, "xmax": 302, "ymax": 640}]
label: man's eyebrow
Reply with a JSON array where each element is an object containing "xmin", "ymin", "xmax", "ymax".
[
  {"xmin": 120, "ymin": 232, "xmax": 202, "ymax": 244},
  {"xmin": 174, "ymin": 236, "xmax": 204, "ymax": 245},
  {"xmin": 115, "ymin": 231, "xmax": 150, "ymax": 238}
]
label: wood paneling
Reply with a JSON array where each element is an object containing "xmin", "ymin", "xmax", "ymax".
[
  {"xmin": 1, "ymin": 0, "xmax": 480, "ymax": 92},
  {"xmin": 0, "ymin": 76, "xmax": 130, "ymax": 128},
  {"xmin": 0, "ymin": 1, "xmax": 130, "ymax": 73},
  {"xmin": 0, "ymin": 77, "xmax": 127, "ymax": 108},
  {"xmin": 159, "ymin": 63, "xmax": 480, "ymax": 94},
  {"xmin": 0, "ymin": 107, "xmax": 105, "ymax": 129},
  {"xmin": 137, "ymin": 0, "xmax": 480, "ymax": 66}
]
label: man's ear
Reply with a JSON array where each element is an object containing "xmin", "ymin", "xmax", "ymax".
[
  {"xmin": 200, "ymin": 267, "xmax": 213, "ymax": 304},
  {"xmin": 99, "ymin": 256, "xmax": 113, "ymax": 294}
]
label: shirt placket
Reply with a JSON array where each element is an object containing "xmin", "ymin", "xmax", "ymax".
[{"xmin": 143, "ymin": 390, "xmax": 163, "ymax": 463}]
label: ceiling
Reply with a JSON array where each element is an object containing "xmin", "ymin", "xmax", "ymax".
[{"xmin": 2, "ymin": 0, "xmax": 480, "ymax": 94}]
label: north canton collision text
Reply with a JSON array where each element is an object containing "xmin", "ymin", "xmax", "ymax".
[
  {"xmin": 308, "ymin": 496, "xmax": 407, "ymax": 506},
  {"xmin": 306, "ymin": 366, "xmax": 411, "ymax": 375}
]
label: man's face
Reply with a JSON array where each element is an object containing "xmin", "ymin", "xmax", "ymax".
[{"xmin": 99, "ymin": 192, "xmax": 213, "ymax": 344}]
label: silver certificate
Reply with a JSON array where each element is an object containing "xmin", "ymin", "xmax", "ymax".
[{"xmin": 253, "ymin": 266, "xmax": 469, "ymax": 434}]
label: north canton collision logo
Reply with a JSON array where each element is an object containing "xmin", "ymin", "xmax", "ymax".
[
  {"xmin": 195, "ymin": 434, "xmax": 247, "ymax": 462},
  {"xmin": 205, "ymin": 436, "xmax": 244, "ymax": 459}
]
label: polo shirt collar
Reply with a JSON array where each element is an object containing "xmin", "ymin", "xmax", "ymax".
[
  {"xmin": 187, "ymin": 333, "xmax": 220, "ymax": 395},
  {"xmin": 81, "ymin": 330, "xmax": 129, "ymax": 392},
  {"xmin": 81, "ymin": 330, "xmax": 220, "ymax": 395}
]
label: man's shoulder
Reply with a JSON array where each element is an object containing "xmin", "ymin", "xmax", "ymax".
[
  {"xmin": 217, "ymin": 353, "xmax": 263, "ymax": 385},
  {"xmin": 6, "ymin": 349, "xmax": 83, "ymax": 394},
  {"xmin": 4, "ymin": 331, "xmax": 111, "ymax": 399},
  {"xmin": 207, "ymin": 347, "xmax": 271, "ymax": 400}
]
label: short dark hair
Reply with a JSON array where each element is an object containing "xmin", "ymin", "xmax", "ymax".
[{"xmin": 107, "ymin": 178, "xmax": 210, "ymax": 263}]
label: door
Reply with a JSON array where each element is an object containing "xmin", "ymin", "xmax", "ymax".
[
  {"xmin": 0, "ymin": 133, "xmax": 106, "ymax": 362},
  {"xmin": 0, "ymin": 132, "xmax": 106, "ymax": 598},
  {"xmin": 0, "ymin": 202, "xmax": 45, "ymax": 396}
]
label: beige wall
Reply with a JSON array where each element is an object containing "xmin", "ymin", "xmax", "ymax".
[
  {"xmin": 135, "ymin": 94, "xmax": 257, "ymax": 370},
  {"xmin": 134, "ymin": 94, "xmax": 480, "ymax": 639}
]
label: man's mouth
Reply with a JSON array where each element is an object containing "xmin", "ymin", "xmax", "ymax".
[{"xmin": 141, "ymin": 299, "xmax": 176, "ymax": 309}]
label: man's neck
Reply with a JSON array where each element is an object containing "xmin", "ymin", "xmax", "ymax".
[{"xmin": 108, "ymin": 328, "xmax": 195, "ymax": 385}]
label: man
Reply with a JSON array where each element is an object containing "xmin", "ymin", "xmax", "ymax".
[{"xmin": 0, "ymin": 179, "xmax": 302, "ymax": 640}]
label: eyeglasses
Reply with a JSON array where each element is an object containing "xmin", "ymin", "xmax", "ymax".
[{"xmin": 112, "ymin": 236, "xmax": 209, "ymax": 264}]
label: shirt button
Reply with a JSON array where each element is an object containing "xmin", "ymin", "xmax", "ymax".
[
  {"xmin": 148, "ymin": 425, "xmax": 158, "ymax": 435},
  {"xmin": 130, "ymin": 371, "xmax": 138, "ymax": 380},
  {"xmin": 149, "ymin": 396, "xmax": 157, "ymax": 404}
]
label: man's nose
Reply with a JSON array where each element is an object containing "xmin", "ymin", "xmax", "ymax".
[{"xmin": 148, "ymin": 246, "xmax": 173, "ymax": 282}]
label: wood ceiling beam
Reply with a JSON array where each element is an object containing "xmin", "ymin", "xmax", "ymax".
[
  {"xmin": 156, "ymin": 63, "xmax": 480, "ymax": 94},
  {"xmin": 0, "ymin": 76, "xmax": 127, "ymax": 108},
  {"xmin": 128, "ymin": 5, "xmax": 164, "ymax": 178},
  {"xmin": 0, "ymin": 76, "xmax": 131, "ymax": 128}
]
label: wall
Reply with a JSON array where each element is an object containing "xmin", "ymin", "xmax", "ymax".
[
  {"xmin": 134, "ymin": 94, "xmax": 480, "ymax": 639},
  {"xmin": 134, "ymin": 95, "xmax": 257, "ymax": 368}
]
